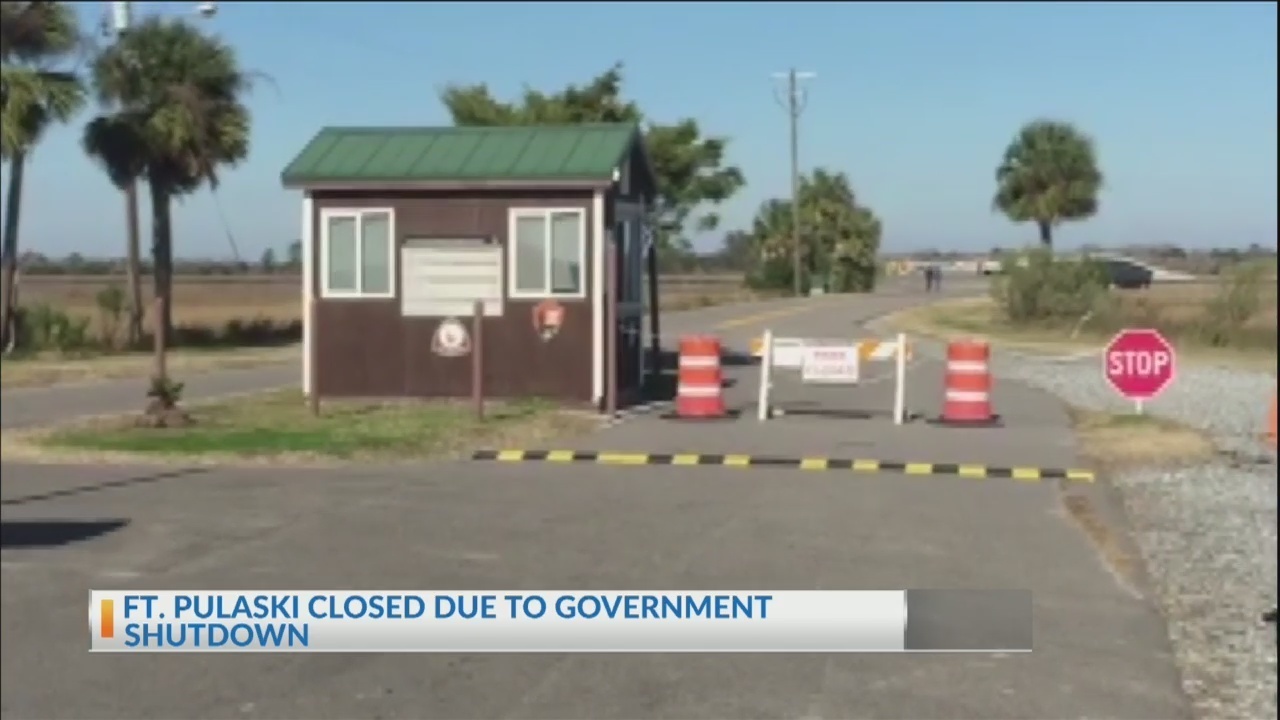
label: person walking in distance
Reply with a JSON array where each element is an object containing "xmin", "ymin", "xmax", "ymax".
[
  {"xmin": 933, "ymin": 264, "xmax": 943, "ymax": 293},
  {"xmin": 923, "ymin": 266, "xmax": 934, "ymax": 293}
]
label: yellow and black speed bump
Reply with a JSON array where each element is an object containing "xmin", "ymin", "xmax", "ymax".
[{"xmin": 469, "ymin": 450, "xmax": 1096, "ymax": 483}]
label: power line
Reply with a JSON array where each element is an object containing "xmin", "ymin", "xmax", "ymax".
[{"xmin": 771, "ymin": 69, "xmax": 815, "ymax": 297}]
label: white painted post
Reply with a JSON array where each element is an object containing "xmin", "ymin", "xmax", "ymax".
[
  {"xmin": 301, "ymin": 195, "xmax": 313, "ymax": 397},
  {"xmin": 893, "ymin": 332, "xmax": 907, "ymax": 425},
  {"xmin": 757, "ymin": 329, "xmax": 774, "ymax": 422}
]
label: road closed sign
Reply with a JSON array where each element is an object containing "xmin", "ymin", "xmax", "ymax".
[
  {"xmin": 1103, "ymin": 328, "xmax": 1176, "ymax": 402},
  {"xmin": 802, "ymin": 345, "xmax": 860, "ymax": 384}
]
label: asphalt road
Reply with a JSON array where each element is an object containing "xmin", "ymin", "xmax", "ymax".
[
  {"xmin": 0, "ymin": 274, "xmax": 965, "ymax": 430},
  {"xmin": 0, "ymin": 276, "xmax": 1190, "ymax": 719}
]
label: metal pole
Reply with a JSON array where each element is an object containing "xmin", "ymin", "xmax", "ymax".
[
  {"xmin": 606, "ymin": 236, "xmax": 619, "ymax": 417},
  {"xmin": 472, "ymin": 300, "xmax": 485, "ymax": 421},
  {"xmin": 788, "ymin": 70, "xmax": 802, "ymax": 297},
  {"xmin": 308, "ymin": 297, "xmax": 320, "ymax": 417},
  {"xmin": 772, "ymin": 69, "xmax": 815, "ymax": 297}
]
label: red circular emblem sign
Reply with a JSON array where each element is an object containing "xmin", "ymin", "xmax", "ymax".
[{"xmin": 533, "ymin": 300, "xmax": 565, "ymax": 341}]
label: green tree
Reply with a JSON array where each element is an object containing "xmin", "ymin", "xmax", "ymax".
[
  {"xmin": 993, "ymin": 119, "xmax": 1103, "ymax": 249},
  {"xmin": 1, "ymin": 0, "xmax": 86, "ymax": 348},
  {"xmin": 89, "ymin": 17, "xmax": 252, "ymax": 344},
  {"xmin": 439, "ymin": 63, "xmax": 745, "ymax": 254},
  {"xmin": 286, "ymin": 239, "xmax": 302, "ymax": 267},
  {"xmin": 715, "ymin": 230, "xmax": 754, "ymax": 272},
  {"xmin": 745, "ymin": 198, "xmax": 798, "ymax": 291},
  {"xmin": 745, "ymin": 169, "xmax": 882, "ymax": 293}
]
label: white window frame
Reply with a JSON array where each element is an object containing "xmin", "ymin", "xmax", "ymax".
[
  {"xmin": 319, "ymin": 207, "xmax": 397, "ymax": 299},
  {"xmin": 507, "ymin": 207, "xmax": 588, "ymax": 300}
]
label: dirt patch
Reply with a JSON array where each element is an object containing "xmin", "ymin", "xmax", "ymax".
[
  {"xmin": 1057, "ymin": 407, "xmax": 1216, "ymax": 595},
  {"xmin": 1, "ymin": 389, "xmax": 600, "ymax": 466},
  {"xmin": 1069, "ymin": 407, "xmax": 1215, "ymax": 473}
]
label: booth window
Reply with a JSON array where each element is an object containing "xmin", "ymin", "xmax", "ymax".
[
  {"xmin": 510, "ymin": 208, "xmax": 586, "ymax": 299},
  {"xmin": 321, "ymin": 208, "xmax": 395, "ymax": 298}
]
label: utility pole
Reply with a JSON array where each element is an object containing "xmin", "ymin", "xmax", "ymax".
[{"xmin": 772, "ymin": 69, "xmax": 815, "ymax": 297}]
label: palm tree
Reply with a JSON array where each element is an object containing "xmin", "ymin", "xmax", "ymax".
[
  {"xmin": 82, "ymin": 113, "xmax": 147, "ymax": 347},
  {"xmin": 1, "ymin": 0, "xmax": 86, "ymax": 348},
  {"xmin": 993, "ymin": 119, "xmax": 1104, "ymax": 249},
  {"xmin": 89, "ymin": 16, "xmax": 251, "ymax": 344}
]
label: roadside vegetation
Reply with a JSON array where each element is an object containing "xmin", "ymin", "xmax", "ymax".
[
  {"xmin": 4, "ymin": 17, "xmax": 795, "ymax": 390},
  {"xmin": 891, "ymin": 251, "xmax": 1277, "ymax": 369},
  {"xmin": 884, "ymin": 115, "xmax": 1277, "ymax": 369},
  {"xmin": 1, "ymin": 389, "xmax": 599, "ymax": 463},
  {"xmin": 1068, "ymin": 406, "xmax": 1216, "ymax": 472}
]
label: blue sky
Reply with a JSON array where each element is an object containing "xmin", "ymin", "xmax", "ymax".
[{"xmin": 3, "ymin": 1, "xmax": 1276, "ymax": 259}]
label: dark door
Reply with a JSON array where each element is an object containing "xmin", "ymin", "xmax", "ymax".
[
  {"xmin": 610, "ymin": 222, "xmax": 643, "ymax": 408},
  {"xmin": 616, "ymin": 314, "xmax": 642, "ymax": 406}
]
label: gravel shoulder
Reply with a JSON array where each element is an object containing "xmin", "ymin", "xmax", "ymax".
[{"xmin": 903, "ymin": 330, "xmax": 1278, "ymax": 720}]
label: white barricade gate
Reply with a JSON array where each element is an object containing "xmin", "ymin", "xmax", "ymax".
[{"xmin": 755, "ymin": 330, "xmax": 910, "ymax": 425}]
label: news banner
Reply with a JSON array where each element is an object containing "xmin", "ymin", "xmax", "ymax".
[{"xmin": 89, "ymin": 590, "xmax": 1033, "ymax": 653}]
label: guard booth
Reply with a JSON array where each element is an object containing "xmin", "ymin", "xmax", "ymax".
[
  {"xmin": 753, "ymin": 330, "xmax": 911, "ymax": 424},
  {"xmin": 281, "ymin": 122, "xmax": 659, "ymax": 412}
]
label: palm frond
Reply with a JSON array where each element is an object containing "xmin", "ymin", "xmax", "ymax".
[
  {"xmin": 1, "ymin": 65, "xmax": 85, "ymax": 158},
  {"xmin": 82, "ymin": 112, "xmax": 148, "ymax": 188},
  {"xmin": 1, "ymin": 1, "xmax": 80, "ymax": 61},
  {"xmin": 89, "ymin": 16, "xmax": 252, "ymax": 194},
  {"xmin": 1, "ymin": 2, "xmax": 86, "ymax": 157},
  {"xmin": 993, "ymin": 119, "xmax": 1104, "ymax": 230}
]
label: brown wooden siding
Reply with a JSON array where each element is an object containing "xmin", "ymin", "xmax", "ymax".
[{"xmin": 310, "ymin": 190, "xmax": 597, "ymax": 402}]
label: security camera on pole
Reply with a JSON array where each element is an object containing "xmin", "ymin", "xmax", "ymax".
[{"xmin": 106, "ymin": 1, "xmax": 218, "ymax": 35}]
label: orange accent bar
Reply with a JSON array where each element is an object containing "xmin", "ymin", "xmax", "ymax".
[{"xmin": 101, "ymin": 599, "xmax": 114, "ymax": 638}]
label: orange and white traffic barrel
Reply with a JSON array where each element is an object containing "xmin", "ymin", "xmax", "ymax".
[
  {"xmin": 940, "ymin": 339, "xmax": 997, "ymax": 425},
  {"xmin": 674, "ymin": 335, "xmax": 726, "ymax": 419}
]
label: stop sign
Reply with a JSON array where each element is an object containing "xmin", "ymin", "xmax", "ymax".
[{"xmin": 1103, "ymin": 329, "xmax": 1177, "ymax": 401}]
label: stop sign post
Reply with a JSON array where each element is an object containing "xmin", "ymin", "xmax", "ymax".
[{"xmin": 1103, "ymin": 328, "xmax": 1177, "ymax": 413}]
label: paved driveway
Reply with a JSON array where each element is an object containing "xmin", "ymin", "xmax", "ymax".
[
  {"xmin": 0, "ymin": 277, "xmax": 1190, "ymax": 718},
  {"xmin": 2, "ymin": 458, "xmax": 1187, "ymax": 719}
]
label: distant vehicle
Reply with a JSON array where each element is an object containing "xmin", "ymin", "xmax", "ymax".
[
  {"xmin": 977, "ymin": 259, "xmax": 1003, "ymax": 275},
  {"xmin": 1102, "ymin": 258, "xmax": 1154, "ymax": 289}
]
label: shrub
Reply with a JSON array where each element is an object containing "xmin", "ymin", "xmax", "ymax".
[
  {"xmin": 17, "ymin": 303, "xmax": 93, "ymax": 352},
  {"xmin": 94, "ymin": 283, "xmax": 127, "ymax": 349},
  {"xmin": 146, "ymin": 376, "xmax": 185, "ymax": 407},
  {"xmin": 991, "ymin": 249, "xmax": 1112, "ymax": 324},
  {"xmin": 831, "ymin": 257, "xmax": 877, "ymax": 293},
  {"xmin": 746, "ymin": 256, "xmax": 799, "ymax": 292},
  {"xmin": 1199, "ymin": 263, "xmax": 1266, "ymax": 347}
]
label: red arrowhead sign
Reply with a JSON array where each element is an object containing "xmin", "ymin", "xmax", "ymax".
[{"xmin": 1103, "ymin": 328, "xmax": 1176, "ymax": 401}]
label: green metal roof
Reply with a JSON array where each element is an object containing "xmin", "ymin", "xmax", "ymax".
[{"xmin": 281, "ymin": 123, "xmax": 642, "ymax": 186}]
